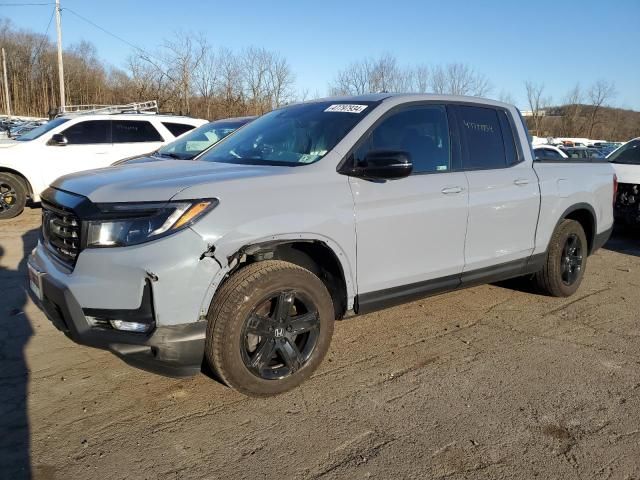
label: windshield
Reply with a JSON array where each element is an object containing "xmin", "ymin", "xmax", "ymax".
[
  {"xmin": 199, "ymin": 101, "xmax": 377, "ymax": 166},
  {"xmin": 156, "ymin": 119, "xmax": 249, "ymax": 160},
  {"xmin": 608, "ymin": 139, "xmax": 640, "ymax": 165},
  {"xmin": 15, "ymin": 117, "xmax": 69, "ymax": 141}
]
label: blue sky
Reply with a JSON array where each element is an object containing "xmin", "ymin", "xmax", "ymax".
[{"xmin": 3, "ymin": 0, "xmax": 639, "ymax": 109}]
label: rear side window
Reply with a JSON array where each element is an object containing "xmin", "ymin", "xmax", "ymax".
[
  {"xmin": 354, "ymin": 105, "xmax": 451, "ymax": 174},
  {"xmin": 455, "ymin": 105, "xmax": 508, "ymax": 170},
  {"xmin": 112, "ymin": 121, "xmax": 163, "ymax": 143},
  {"xmin": 162, "ymin": 122, "xmax": 196, "ymax": 137},
  {"xmin": 62, "ymin": 120, "xmax": 111, "ymax": 144}
]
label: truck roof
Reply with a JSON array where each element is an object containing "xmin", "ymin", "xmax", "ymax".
[{"xmin": 307, "ymin": 92, "xmax": 514, "ymax": 109}]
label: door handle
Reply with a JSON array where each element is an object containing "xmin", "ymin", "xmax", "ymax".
[
  {"xmin": 514, "ymin": 178, "xmax": 530, "ymax": 186},
  {"xmin": 441, "ymin": 186, "xmax": 464, "ymax": 194}
]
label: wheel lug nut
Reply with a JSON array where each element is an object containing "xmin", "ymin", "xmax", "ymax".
[{"xmin": 286, "ymin": 326, "xmax": 292, "ymax": 332}]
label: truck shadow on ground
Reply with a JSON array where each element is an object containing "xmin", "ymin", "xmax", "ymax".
[
  {"xmin": 494, "ymin": 227, "xmax": 639, "ymax": 294},
  {"xmin": 604, "ymin": 225, "xmax": 640, "ymax": 257},
  {"xmin": 0, "ymin": 227, "xmax": 39, "ymax": 480}
]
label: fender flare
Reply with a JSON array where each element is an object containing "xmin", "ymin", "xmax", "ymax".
[
  {"xmin": 554, "ymin": 202, "xmax": 597, "ymax": 254},
  {"xmin": 0, "ymin": 166, "xmax": 34, "ymax": 197},
  {"xmin": 197, "ymin": 233, "xmax": 357, "ymax": 318}
]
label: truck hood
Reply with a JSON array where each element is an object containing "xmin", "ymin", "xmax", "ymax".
[{"xmin": 52, "ymin": 160, "xmax": 292, "ymax": 203}]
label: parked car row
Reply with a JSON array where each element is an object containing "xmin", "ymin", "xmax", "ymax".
[
  {"xmin": 533, "ymin": 144, "xmax": 605, "ymax": 161},
  {"xmin": 0, "ymin": 118, "xmax": 46, "ymax": 140},
  {"xmin": 25, "ymin": 94, "xmax": 616, "ymax": 396}
]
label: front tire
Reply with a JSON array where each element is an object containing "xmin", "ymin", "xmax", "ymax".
[
  {"xmin": 0, "ymin": 173, "xmax": 27, "ymax": 220},
  {"xmin": 205, "ymin": 260, "xmax": 335, "ymax": 397},
  {"xmin": 535, "ymin": 219, "xmax": 588, "ymax": 297}
]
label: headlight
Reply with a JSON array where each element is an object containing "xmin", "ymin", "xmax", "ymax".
[{"xmin": 86, "ymin": 199, "xmax": 218, "ymax": 247}]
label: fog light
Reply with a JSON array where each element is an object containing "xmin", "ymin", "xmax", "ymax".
[{"xmin": 110, "ymin": 320, "xmax": 152, "ymax": 333}]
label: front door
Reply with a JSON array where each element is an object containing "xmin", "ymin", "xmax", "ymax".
[
  {"xmin": 43, "ymin": 119, "xmax": 113, "ymax": 187},
  {"xmin": 349, "ymin": 104, "xmax": 469, "ymax": 311}
]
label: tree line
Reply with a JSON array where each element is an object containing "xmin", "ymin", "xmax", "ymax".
[{"xmin": 1, "ymin": 18, "xmax": 637, "ymax": 140}]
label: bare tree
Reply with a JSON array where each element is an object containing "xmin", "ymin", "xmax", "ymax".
[
  {"xmin": 586, "ymin": 79, "xmax": 616, "ymax": 137},
  {"xmin": 161, "ymin": 32, "xmax": 207, "ymax": 114},
  {"xmin": 413, "ymin": 64, "xmax": 429, "ymax": 93},
  {"xmin": 194, "ymin": 48, "xmax": 220, "ymax": 118},
  {"xmin": 560, "ymin": 83, "xmax": 583, "ymax": 136},
  {"xmin": 498, "ymin": 89, "xmax": 515, "ymax": 105},
  {"xmin": 330, "ymin": 59, "xmax": 371, "ymax": 95},
  {"xmin": 265, "ymin": 52, "xmax": 295, "ymax": 108},
  {"xmin": 525, "ymin": 81, "xmax": 550, "ymax": 135},
  {"xmin": 429, "ymin": 63, "xmax": 492, "ymax": 96}
]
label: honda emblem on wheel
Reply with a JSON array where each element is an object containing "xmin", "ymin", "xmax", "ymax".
[{"xmin": 274, "ymin": 327, "xmax": 285, "ymax": 338}]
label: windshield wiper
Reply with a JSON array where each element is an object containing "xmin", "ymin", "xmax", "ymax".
[{"xmin": 157, "ymin": 152, "xmax": 184, "ymax": 159}]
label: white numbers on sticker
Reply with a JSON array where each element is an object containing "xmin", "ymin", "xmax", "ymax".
[{"xmin": 324, "ymin": 104, "xmax": 368, "ymax": 113}]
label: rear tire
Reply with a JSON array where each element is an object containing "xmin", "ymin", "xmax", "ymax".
[
  {"xmin": 535, "ymin": 219, "xmax": 588, "ymax": 297},
  {"xmin": 0, "ymin": 173, "xmax": 27, "ymax": 220},
  {"xmin": 205, "ymin": 260, "xmax": 335, "ymax": 397}
]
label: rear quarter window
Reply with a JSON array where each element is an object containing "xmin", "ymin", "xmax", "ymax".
[
  {"xmin": 162, "ymin": 122, "xmax": 196, "ymax": 137},
  {"xmin": 112, "ymin": 120, "xmax": 163, "ymax": 143}
]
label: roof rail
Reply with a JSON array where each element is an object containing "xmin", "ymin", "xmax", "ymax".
[{"xmin": 56, "ymin": 101, "xmax": 159, "ymax": 116}]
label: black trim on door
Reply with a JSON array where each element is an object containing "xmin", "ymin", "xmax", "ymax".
[{"xmin": 354, "ymin": 253, "xmax": 546, "ymax": 315}]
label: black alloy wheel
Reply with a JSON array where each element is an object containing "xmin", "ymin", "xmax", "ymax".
[
  {"xmin": 561, "ymin": 233, "xmax": 583, "ymax": 285},
  {"xmin": 0, "ymin": 181, "xmax": 18, "ymax": 213},
  {"xmin": 241, "ymin": 290, "xmax": 320, "ymax": 380}
]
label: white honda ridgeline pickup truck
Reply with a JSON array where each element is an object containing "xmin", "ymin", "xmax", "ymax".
[{"xmin": 28, "ymin": 94, "xmax": 615, "ymax": 396}]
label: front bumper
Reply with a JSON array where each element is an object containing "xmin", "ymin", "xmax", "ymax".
[
  {"xmin": 31, "ymin": 264, "xmax": 206, "ymax": 377},
  {"xmin": 28, "ymin": 225, "xmax": 220, "ymax": 377}
]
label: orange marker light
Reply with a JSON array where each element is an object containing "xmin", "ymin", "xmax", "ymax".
[{"xmin": 173, "ymin": 201, "xmax": 212, "ymax": 230}]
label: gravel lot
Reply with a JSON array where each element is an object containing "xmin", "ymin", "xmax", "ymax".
[{"xmin": 1, "ymin": 208, "xmax": 639, "ymax": 480}]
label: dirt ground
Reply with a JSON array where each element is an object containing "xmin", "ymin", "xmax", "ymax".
[{"xmin": 1, "ymin": 208, "xmax": 639, "ymax": 480}]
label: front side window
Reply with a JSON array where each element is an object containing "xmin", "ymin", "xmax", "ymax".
[
  {"xmin": 200, "ymin": 101, "xmax": 376, "ymax": 166},
  {"xmin": 608, "ymin": 140, "xmax": 640, "ymax": 165},
  {"xmin": 16, "ymin": 117, "xmax": 70, "ymax": 141},
  {"xmin": 112, "ymin": 120, "xmax": 163, "ymax": 143},
  {"xmin": 456, "ymin": 105, "xmax": 508, "ymax": 170},
  {"xmin": 62, "ymin": 120, "xmax": 111, "ymax": 144},
  {"xmin": 354, "ymin": 105, "xmax": 451, "ymax": 174}
]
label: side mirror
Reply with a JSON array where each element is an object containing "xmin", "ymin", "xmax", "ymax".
[
  {"xmin": 47, "ymin": 133, "xmax": 68, "ymax": 146},
  {"xmin": 352, "ymin": 150, "xmax": 413, "ymax": 180}
]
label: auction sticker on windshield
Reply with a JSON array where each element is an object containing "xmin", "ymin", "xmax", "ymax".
[{"xmin": 324, "ymin": 104, "xmax": 368, "ymax": 113}]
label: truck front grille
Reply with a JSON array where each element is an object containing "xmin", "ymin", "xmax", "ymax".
[{"xmin": 42, "ymin": 201, "xmax": 81, "ymax": 268}]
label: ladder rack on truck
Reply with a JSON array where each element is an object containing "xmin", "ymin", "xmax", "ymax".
[{"xmin": 55, "ymin": 101, "xmax": 158, "ymax": 117}]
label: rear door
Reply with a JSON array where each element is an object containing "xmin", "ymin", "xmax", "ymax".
[
  {"xmin": 110, "ymin": 120, "xmax": 166, "ymax": 161},
  {"xmin": 453, "ymin": 105, "xmax": 540, "ymax": 272},
  {"xmin": 350, "ymin": 104, "xmax": 469, "ymax": 308}
]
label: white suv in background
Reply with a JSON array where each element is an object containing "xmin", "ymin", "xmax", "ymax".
[{"xmin": 0, "ymin": 113, "xmax": 206, "ymax": 218}]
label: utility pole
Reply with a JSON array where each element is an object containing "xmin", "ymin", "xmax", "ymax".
[
  {"xmin": 1, "ymin": 48, "xmax": 10, "ymax": 119},
  {"xmin": 55, "ymin": 0, "xmax": 65, "ymax": 113}
]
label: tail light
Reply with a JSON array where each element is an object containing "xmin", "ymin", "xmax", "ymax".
[{"xmin": 613, "ymin": 173, "xmax": 618, "ymax": 207}]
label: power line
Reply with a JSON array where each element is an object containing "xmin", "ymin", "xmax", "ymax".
[
  {"xmin": 0, "ymin": 2, "xmax": 54, "ymax": 5},
  {"xmin": 61, "ymin": 6, "xmax": 162, "ymax": 63},
  {"xmin": 32, "ymin": 5, "xmax": 55, "ymax": 59}
]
